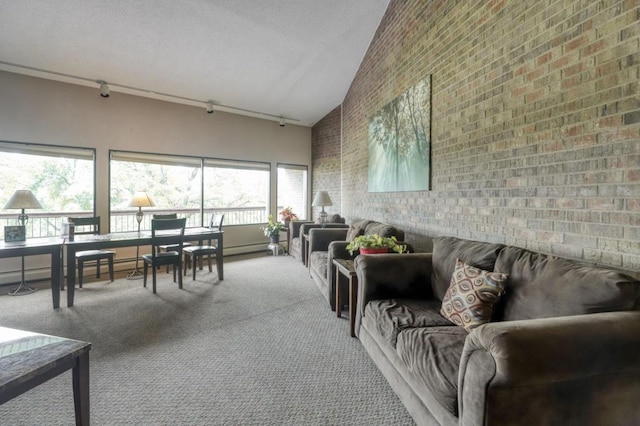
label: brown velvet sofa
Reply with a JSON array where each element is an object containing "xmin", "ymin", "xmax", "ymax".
[
  {"xmin": 288, "ymin": 215, "xmax": 347, "ymax": 264},
  {"xmin": 308, "ymin": 219, "xmax": 405, "ymax": 311},
  {"xmin": 355, "ymin": 236, "xmax": 640, "ymax": 426}
]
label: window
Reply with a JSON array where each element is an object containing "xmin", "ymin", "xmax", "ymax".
[
  {"xmin": 277, "ymin": 164, "xmax": 308, "ymax": 220},
  {"xmin": 110, "ymin": 151, "xmax": 202, "ymax": 232},
  {"xmin": 0, "ymin": 141, "xmax": 95, "ymax": 238},
  {"xmin": 203, "ymin": 159, "xmax": 270, "ymax": 225},
  {"xmin": 110, "ymin": 151, "xmax": 270, "ymax": 231}
]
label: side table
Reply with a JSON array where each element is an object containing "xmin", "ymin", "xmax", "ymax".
[
  {"xmin": 333, "ymin": 258, "xmax": 358, "ymax": 337},
  {"xmin": 267, "ymin": 243, "xmax": 285, "ymax": 256}
]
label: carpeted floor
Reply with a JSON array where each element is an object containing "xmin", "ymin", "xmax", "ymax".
[{"xmin": 0, "ymin": 254, "xmax": 414, "ymax": 425}]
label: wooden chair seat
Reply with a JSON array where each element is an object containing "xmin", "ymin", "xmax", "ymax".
[
  {"xmin": 182, "ymin": 214, "xmax": 224, "ymax": 280},
  {"xmin": 69, "ymin": 216, "xmax": 115, "ymax": 288},
  {"xmin": 142, "ymin": 218, "xmax": 186, "ymax": 293},
  {"xmin": 183, "ymin": 245, "xmax": 217, "ymax": 280}
]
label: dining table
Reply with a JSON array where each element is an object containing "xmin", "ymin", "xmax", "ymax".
[
  {"xmin": 65, "ymin": 228, "xmax": 223, "ymax": 307},
  {"xmin": 0, "ymin": 237, "xmax": 63, "ymax": 309}
]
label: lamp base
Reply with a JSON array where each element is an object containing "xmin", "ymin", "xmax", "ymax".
[
  {"xmin": 8, "ymin": 281, "xmax": 38, "ymax": 296},
  {"xmin": 126, "ymin": 269, "xmax": 144, "ymax": 280}
]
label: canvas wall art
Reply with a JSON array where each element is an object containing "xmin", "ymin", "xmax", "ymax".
[{"xmin": 368, "ymin": 75, "xmax": 431, "ymax": 192}]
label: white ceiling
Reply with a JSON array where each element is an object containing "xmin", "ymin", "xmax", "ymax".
[{"xmin": 0, "ymin": 0, "xmax": 390, "ymax": 127}]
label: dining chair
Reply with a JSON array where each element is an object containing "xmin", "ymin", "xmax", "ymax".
[
  {"xmin": 142, "ymin": 217, "xmax": 186, "ymax": 294},
  {"xmin": 154, "ymin": 213, "xmax": 191, "ymax": 272},
  {"xmin": 183, "ymin": 214, "xmax": 224, "ymax": 280},
  {"xmin": 68, "ymin": 216, "xmax": 115, "ymax": 288}
]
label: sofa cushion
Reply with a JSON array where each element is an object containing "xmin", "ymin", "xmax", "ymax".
[
  {"xmin": 363, "ymin": 298, "xmax": 454, "ymax": 347},
  {"xmin": 495, "ymin": 246, "xmax": 640, "ymax": 321},
  {"xmin": 440, "ymin": 259, "xmax": 508, "ymax": 331},
  {"xmin": 309, "ymin": 250, "xmax": 329, "ymax": 280},
  {"xmin": 431, "ymin": 236, "xmax": 505, "ymax": 301},
  {"xmin": 314, "ymin": 213, "xmax": 345, "ymax": 224},
  {"xmin": 397, "ymin": 326, "xmax": 467, "ymax": 417},
  {"xmin": 346, "ymin": 225, "xmax": 364, "ymax": 241}
]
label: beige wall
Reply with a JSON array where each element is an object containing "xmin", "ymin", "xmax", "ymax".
[{"xmin": 0, "ymin": 70, "xmax": 311, "ymax": 282}]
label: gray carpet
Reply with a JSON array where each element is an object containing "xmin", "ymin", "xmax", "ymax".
[{"xmin": 0, "ymin": 254, "xmax": 414, "ymax": 425}]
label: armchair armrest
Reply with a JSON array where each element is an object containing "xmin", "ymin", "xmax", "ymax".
[
  {"xmin": 459, "ymin": 311, "xmax": 640, "ymax": 425},
  {"xmin": 354, "ymin": 253, "xmax": 434, "ymax": 336}
]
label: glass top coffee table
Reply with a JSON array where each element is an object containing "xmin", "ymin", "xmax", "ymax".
[{"xmin": 0, "ymin": 326, "xmax": 91, "ymax": 425}]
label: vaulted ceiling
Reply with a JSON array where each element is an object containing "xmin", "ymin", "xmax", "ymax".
[{"xmin": 0, "ymin": 0, "xmax": 390, "ymax": 126}]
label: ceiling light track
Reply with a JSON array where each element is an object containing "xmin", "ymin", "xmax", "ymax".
[{"xmin": 0, "ymin": 61, "xmax": 298, "ymax": 124}]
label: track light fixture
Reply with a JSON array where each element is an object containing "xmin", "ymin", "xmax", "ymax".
[
  {"xmin": 99, "ymin": 82, "xmax": 110, "ymax": 98},
  {"xmin": 279, "ymin": 117, "xmax": 285, "ymax": 127},
  {"xmin": 206, "ymin": 102, "xmax": 214, "ymax": 114}
]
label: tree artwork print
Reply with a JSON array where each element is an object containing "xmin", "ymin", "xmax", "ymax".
[{"xmin": 368, "ymin": 75, "xmax": 431, "ymax": 192}]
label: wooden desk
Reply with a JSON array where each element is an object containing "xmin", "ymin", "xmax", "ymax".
[
  {"xmin": 0, "ymin": 326, "xmax": 91, "ymax": 425},
  {"xmin": 0, "ymin": 238, "xmax": 63, "ymax": 309},
  {"xmin": 65, "ymin": 228, "xmax": 223, "ymax": 307},
  {"xmin": 333, "ymin": 258, "xmax": 358, "ymax": 337}
]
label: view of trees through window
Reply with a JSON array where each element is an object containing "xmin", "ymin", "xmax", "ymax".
[
  {"xmin": 0, "ymin": 142, "xmax": 94, "ymax": 238},
  {"xmin": 0, "ymin": 142, "xmax": 301, "ymax": 238},
  {"xmin": 110, "ymin": 152, "xmax": 270, "ymax": 232}
]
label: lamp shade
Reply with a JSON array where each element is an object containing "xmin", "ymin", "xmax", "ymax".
[
  {"xmin": 128, "ymin": 191, "xmax": 155, "ymax": 208},
  {"xmin": 4, "ymin": 190, "xmax": 43, "ymax": 210},
  {"xmin": 311, "ymin": 191, "xmax": 333, "ymax": 207}
]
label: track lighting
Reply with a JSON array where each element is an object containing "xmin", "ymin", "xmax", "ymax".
[
  {"xmin": 279, "ymin": 117, "xmax": 285, "ymax": 127},
  {"xmin": 99, "ymin": 82, "xmax": 110, "ymax": 98},
  {"xmin": 206, "ymin": 102, "xmax": 214, "ymax": 114}
]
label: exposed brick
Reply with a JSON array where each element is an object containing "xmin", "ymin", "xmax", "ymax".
[{"xmin": 312, "ymin": 0, "xmax": 640, "ymax": 271}]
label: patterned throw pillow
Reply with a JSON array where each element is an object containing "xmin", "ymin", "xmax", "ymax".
[{"xmin": 440, "ymin": 258, "xmax": 509, "ymax": 331}]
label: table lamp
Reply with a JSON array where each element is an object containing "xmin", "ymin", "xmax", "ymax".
[
  {"xmin": 127, "ymin": 191, "xmax": 155, "ymax": 279},
  {"xmin": 3, "ymin": 189, "xmax": 43, "ymax": 295},
  {"xmin": 311, "ymin": 191, "xmax": 333, "ymax": 226}
]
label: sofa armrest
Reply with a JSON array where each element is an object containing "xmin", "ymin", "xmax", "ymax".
[
  {"xmin": 328, "ymin": 241, "xmax": 354, "ymax": 261},
  {"xmin": 354, "ymin": 253, "xmax": 434, "ymax": 336},
  {"xmin": 459, "ymin": 311, "xmax": 640, "ymax": 425}
]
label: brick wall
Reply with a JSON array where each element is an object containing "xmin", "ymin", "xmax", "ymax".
[
  {"xmin": 312, "ymin": 0, "xmax": 640, "ymax": 273},
  {"xmin": 311, "ymin": 105, "xmax": 342, "ymax": 219}
]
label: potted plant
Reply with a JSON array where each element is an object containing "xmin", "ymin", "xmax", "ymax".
[
  {"xmin": 346, "ymin": 234, "xmax": 407, "ymax": 255},
  {"xmin": 260, "ymin": 215, "xmax": 286, "ymax": 243},
  {"xmin": 279, "ymin": 206, "xmax": 298, "ymax": 225}
]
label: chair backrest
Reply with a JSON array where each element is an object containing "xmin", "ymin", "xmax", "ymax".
[
  {"xmin": 68, "ymin": 216, "xmax": 101, "ymax": 235},
  {"xmin": 153, "ymin": 213, "xmax": 178, "ymax": 220},
  {"xmin": 150, "ymin": 218, "xmax": 186, "ymax": 258},
  {"xmin": 209, "ymin": 214, "xmax": 224, "ymax": 231}
]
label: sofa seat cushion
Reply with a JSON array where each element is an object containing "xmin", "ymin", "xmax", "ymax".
[
  {"xmin": 495, "ymin": 246, "xmax": 640, "ymax": 321},
  {"xmin": 290, "ymin": 237, "xmax": 301, "ymax": 252},
  {"xmin": 309, "ymin": 250, "xmax": 329, "ymax": 279},
  {"xmin": 364, "ymin": 298, "xmax": 454, "ymax": 347},
  {"xmin": 397, "ymin": 326, "xmax": 467, "ymax": 417}
]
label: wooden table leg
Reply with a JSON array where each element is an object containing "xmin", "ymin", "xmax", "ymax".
[
  {"xmin": 335, "ymin": 267, "xmax": 342, "ymax": 318},
  {"xmin": 73, "ymin": 352, "xmax": 90, "ymax": 426},
  {"xmin": 349, "ymin": 277, "xmax": 358, "ymax": 338}
]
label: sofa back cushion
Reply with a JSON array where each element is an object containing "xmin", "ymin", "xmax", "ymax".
[
  {"xmin": 314, "ymin": 213, "xmax": 346, "ymax": 224},
  {"xmin": 495, "ymin": 246, "xmax": 640, "ymax": 321},
  {"xmin": 431, "ymin": 236, "xmax": 505, "ymax": 301},
  {"xmin": 364, "ymin": 222, "xmax": 404, "ymax": 240}
]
